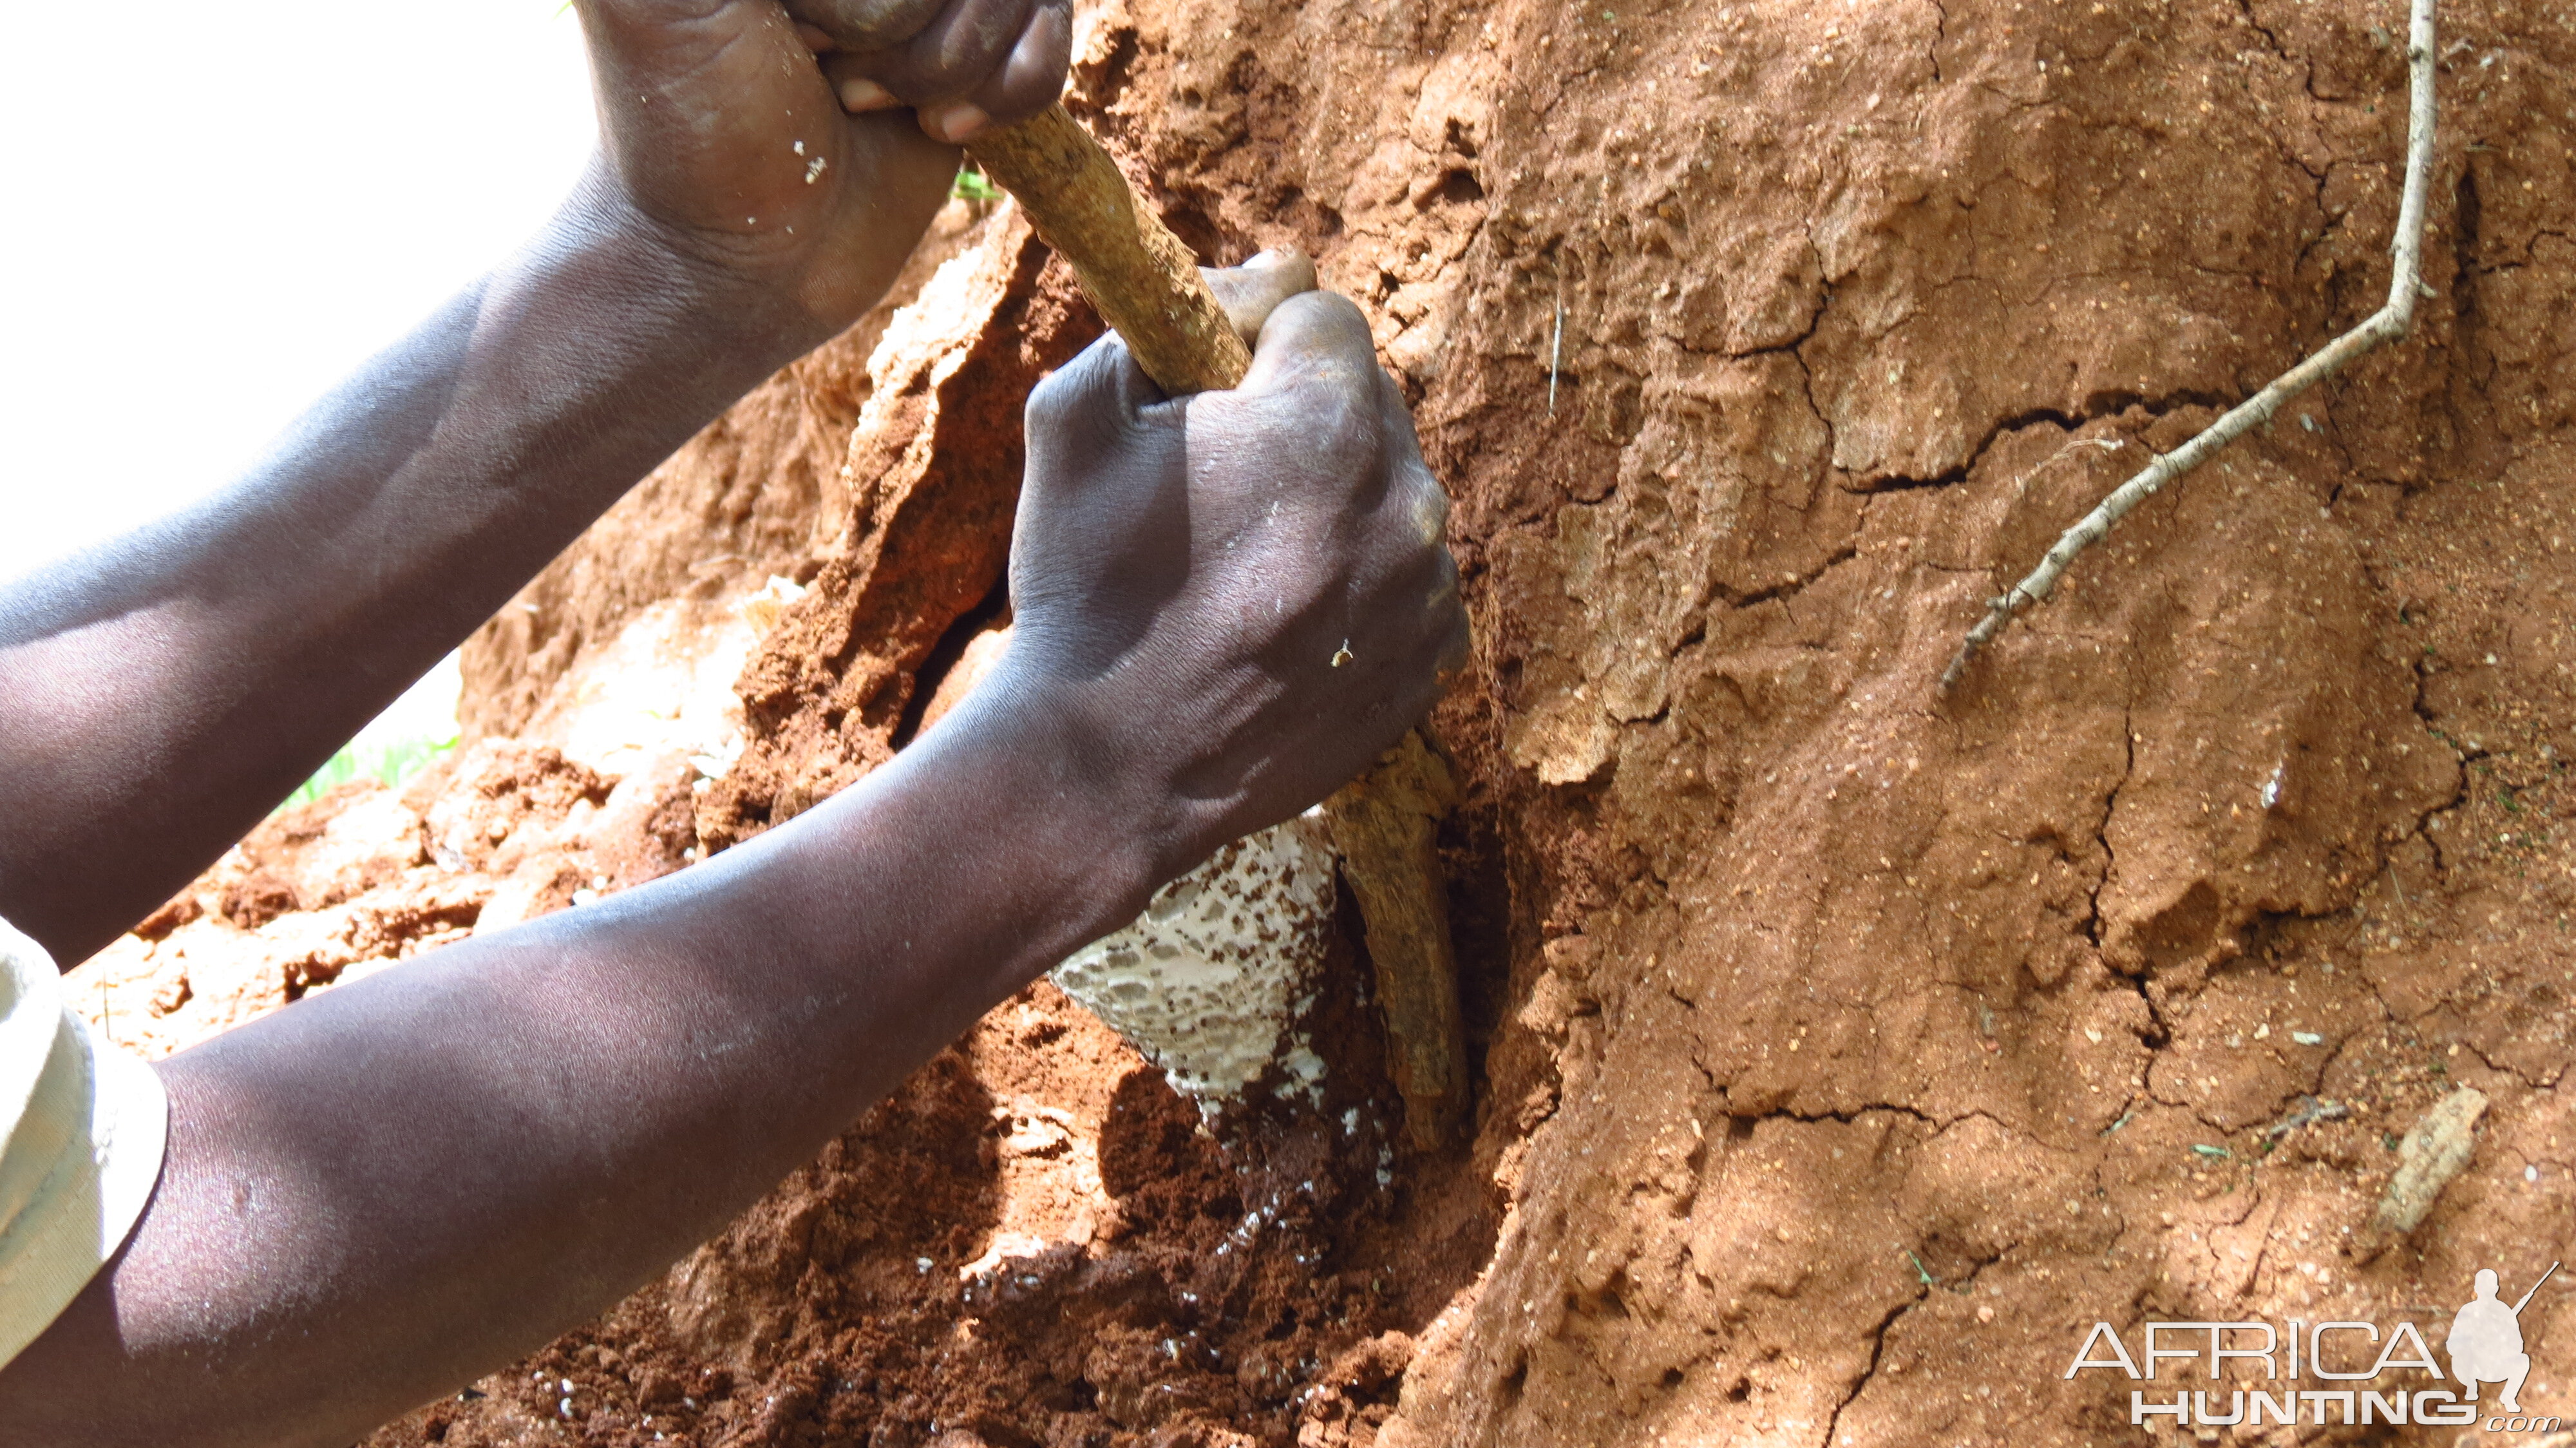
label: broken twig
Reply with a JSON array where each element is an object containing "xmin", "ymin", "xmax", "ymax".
[
  {"xmin": 1940, "ymin": 0, "xmax": 2439, "ymax": 693},
  {"xmin": 1547, "ymin": 298, "xmax": 1565, "ymax": 416}
]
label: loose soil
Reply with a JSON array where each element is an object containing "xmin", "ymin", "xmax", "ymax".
[{"xmin": 68, "ymin": 0, "xmax": 2576, "ymax": 1442}]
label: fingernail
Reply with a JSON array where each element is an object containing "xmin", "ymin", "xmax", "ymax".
[
  {"xmin": 837, "ymin": 77, "xmax": 895, "ymax": 113},
  {"xmin": 925, "ymin": 102, "xmax": 990, "ymax": 144}
]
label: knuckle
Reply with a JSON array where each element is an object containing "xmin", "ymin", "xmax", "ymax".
[
  {"xmin": 1327, "ymin": 386, "xmax": 1390, "ymax": 457},
  {"xmin": 1025, "ymin": 370, "xmax": 1078, "ymax": 427},
  {"xmin": 1296, "ymin": 289, "xmax": 1372, "ymax": 333},
  {"xmin": 1288, "ymin": 363, "xmax": 1370, "ymax": 411},
  {"xmin": 979, "ymin": 2, "xmax": 1070, "ymax": 117},
  {"xmin": 1266, "ymin": 291, "xmax": 1374, "ymax": 356},
  {"xmin": 791, "ymin": 0, "xmax": 945, "ymax": 50},
  {"xmin": 1270, "ymin": 379, "xmax": 1383, "ymax": 477},
  {"xmin": 1414, "ymin": 470, "xmax": 1453, "ymax": 531},
  {"xmin": 1026, "ymin": 359, "xmax": 1117, "ymax": 446},
  {"xmin": 905, "ymin": 0, "xmax": 1034, "ymax": 93}
]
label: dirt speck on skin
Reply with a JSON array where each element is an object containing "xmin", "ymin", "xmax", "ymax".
[{"xmin": 72, "ymin": 0, "xmax": 2576, "ymax": 1442}]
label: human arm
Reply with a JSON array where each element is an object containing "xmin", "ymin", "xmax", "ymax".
[
  {"xmin": 0, "ymin": 288, "xmax": 1468, "ymax": 1448},
  {"xmin": 0, "ymin": 0, "xmax": 1064, "ymax": 966}
]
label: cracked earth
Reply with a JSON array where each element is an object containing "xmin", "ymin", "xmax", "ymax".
[{"xmin": 1341, "ymin": 0, "xmax": 2575, "ymax": 1438}]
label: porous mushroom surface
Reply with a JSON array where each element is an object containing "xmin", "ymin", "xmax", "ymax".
[{"xmin": 1050, "ymin": 811, "xmax": 1338, "ymax": 1107}]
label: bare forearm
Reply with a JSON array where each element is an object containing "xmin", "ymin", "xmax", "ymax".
[
  {"xmin": 0, "ymin": 216, "xmax": 1462, "ymax": 1447},
  {"xmin": 0, "ymin": 680, "xmax": 1153, "ymax": 1448},
  {"xmin": 0, "ymin": 167, "xmax": 940, "ymax": 962}
]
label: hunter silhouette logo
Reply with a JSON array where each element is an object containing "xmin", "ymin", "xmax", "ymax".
[
  {"xmin": 2066, "ymin": 1262, "xmax": 2561, "ymax": 1432},
  {"xmin": 2454, "ymin": 1264, "xmax": 2557, "ymax": 1414}
]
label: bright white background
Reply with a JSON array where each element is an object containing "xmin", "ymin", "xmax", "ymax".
[{"xmin": 2, "ymin": 0, "xmax": 602, "ymax": 733}]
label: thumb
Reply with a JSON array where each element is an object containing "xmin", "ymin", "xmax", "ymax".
[
  {"xmin": 1232, "ymin": 291, "xmax": 1384, "ymax": 404},
  {"xmin": 784, "ymin": 0, "xmax": 947, "ymax": 50},
  {"xmin": 1199, "ymin": 249, "xmax": 1320, "ymax": 347}
]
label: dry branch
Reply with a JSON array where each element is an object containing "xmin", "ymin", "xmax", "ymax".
[
  {"xmin": 1321, "ymin": 732, "xmax": 1468, "ymax": 1150},
  {"xmin": 1940, "ymin": 0, "xmax": 2439, "ymax": 693},
  {"xmin": 964, "ymin": 106, "xmax": 1252, "ymax": 395}
]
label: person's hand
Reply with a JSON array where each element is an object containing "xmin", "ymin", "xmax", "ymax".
[
  {"xmin": 786, "ymin": 0, "xmax": 1072, "ymax": 144},
  {"xmin": 567, "ymin": 0, "xmax": 1065, "ymax": 344},
  {"xmin": 996, "ymin": 252, "xmax": 1470, "ymax": 882}
]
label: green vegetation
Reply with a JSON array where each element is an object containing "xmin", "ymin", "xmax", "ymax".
[
  {"xmin": 952, "ymin": 163, "xmax": 1003, "ymax": 204},
  {"xmin": 284, "ymin": 732, "xmax": 459, "ymax": 810}
]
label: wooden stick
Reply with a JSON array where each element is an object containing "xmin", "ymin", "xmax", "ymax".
[
  {"xmin": 965, "ymin": 106, "xmax": 1251, "ymax": 395},
  {"xmin": 1323, "ymin": 732, "xmax": 1469, "ymax": 1150},
  {"xmin": 1940, "ymin": 0, "xmax": 2439, "ymax": 694}
]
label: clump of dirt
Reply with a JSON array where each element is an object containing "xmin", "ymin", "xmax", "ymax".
[
  {"xmin": 69, "ymin": 0, "xmax": 2576, "ymax": 1443},
  {"xmin": 67, "ymin": 741, "xmax": 664, "ymax": 1061}
]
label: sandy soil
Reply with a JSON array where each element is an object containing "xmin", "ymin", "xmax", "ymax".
[{"xmin": 68, "ymin": 0, "xmax": 2576, "ymax": 1442}]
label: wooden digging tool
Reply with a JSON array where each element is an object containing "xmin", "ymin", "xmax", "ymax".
[{"xmin": 847, "ymin": 90, "xmax": 1472, "ymax": 1147}]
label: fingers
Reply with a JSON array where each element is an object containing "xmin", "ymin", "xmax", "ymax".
[
  {"xmin": 826, "ymin": 61, "xmax": 902, "ymax": 113},
  {"xmin": 784, "ymin": 0, "xmax": 947, "ymax": 50},
  {"xmin": 1235, "ymin": 291, "xmax": 1386, "ymax": 401},
  {"xmin": 813, "ymin": 0, "xmax": 1069, "ymax": 140},
  {"xmin": 1388, "ymin": 455, "xmax": 1468, "ymax": 683},
  {"xmin": 1219, "ymin": 287, "xmax": 1464, "ymax": 717},
  {"xmin": 1434, "ymin": 599, "xmax": 1473, "ymax": 683},
  {"xmin": 1199, "ymin": 250, "xmax": 1320, "ymax": 345},
  {"xmin": 819, "ymin": 0, "xmax": 1034, "ymax": 116},
  {"xmin": 1219, "ymin": 290, "xmax": 1393, "ymax": 499},
  {"xmin": 957, "ymin": 0, "xmax": 1072, "ymax": 131}
]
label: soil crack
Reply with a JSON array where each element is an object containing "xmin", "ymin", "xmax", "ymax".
[
  {"xmin": 1852, "ymin": 390, "xmax": 2231, "ymax": 497},
  {"xmin": 1824, "ymin": 1290, "xmax": 1923, "ymax": 1444},
  {"xmin": 1717, "ymin": 543, "xmax": 1862, "ymax": 613}
]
